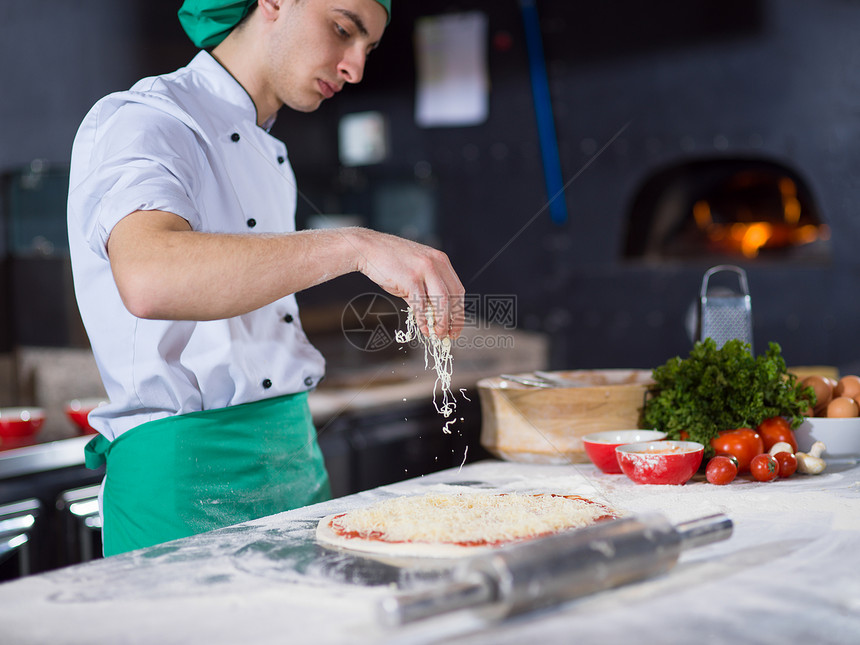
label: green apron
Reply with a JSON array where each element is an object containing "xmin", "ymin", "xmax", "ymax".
[{"xmin": 85, "ymin": 392, "xmax": 330, "ymax": 557}]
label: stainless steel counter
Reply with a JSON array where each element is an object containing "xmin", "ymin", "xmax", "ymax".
[
  {"xmin": 0, "ymin": 457, "xmax": 858, "ymax": 644},
  {"xmin": 0, "ymin": 436, "xmax": 91, "ymax": 479}
]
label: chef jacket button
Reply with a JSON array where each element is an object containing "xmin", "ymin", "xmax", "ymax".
[
  {"xmin": 231, "ymin": 132, "xmax": 240, "ymax": 142},
  {"xmin": 304, "ymin": 377, "xmax": 314, "ymax": 387},
  {"xmin": 283, "ymin": 313, "xmax": 294, "ymax": 323},
  {"xmin": 262, "ymin": 378, "xmax": 272, "ymax": 389},
  {"xmin": 277, "ymin": 156, "xmax": 285, "ymax": 164},
  {"xmin": 246, "ymin": 218, "xmax": 256, "ymax": 228}
]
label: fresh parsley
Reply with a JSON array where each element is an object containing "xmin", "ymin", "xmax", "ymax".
[{"xmin": 641, "ymin": 339, "xmax": 813, "ymax": 454}]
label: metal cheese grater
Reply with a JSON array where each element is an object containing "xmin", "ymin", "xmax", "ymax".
[{"xmin": 697, "ymin": 265, "xmax": 753, "ymax": 352}]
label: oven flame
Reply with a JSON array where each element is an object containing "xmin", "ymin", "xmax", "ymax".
[
  {"xmin": 693, "ymin": 178, "xmax": 828, "ymax": 258},
  {"xmin": 625, "ymin": 160, "xmax": 830, "ymax": 261}
]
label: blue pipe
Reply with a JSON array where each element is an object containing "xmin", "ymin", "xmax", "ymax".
[{"xmin": 519, "ymin": 0, "xmax": 568, "ymax": 225}]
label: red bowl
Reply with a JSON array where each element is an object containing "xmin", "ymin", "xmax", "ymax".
[
  {"xmin": 64, "ymin": 398, "xmax": 108, "ymax": 435},
  {"xmin": 0, "ymin": 407, "xmax": 46, "ymax": 440},
  {"xmin": 616, "ymin": 441, "xmax": 704, "ymax": 485},
  {"xmin": 582, "ymin": 430, "xmax": 668, "ymax": 474}
]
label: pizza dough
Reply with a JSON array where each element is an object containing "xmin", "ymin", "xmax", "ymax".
[{"xmin": 315, "ymin": 492, "xmax": 620, "ymax": 559}]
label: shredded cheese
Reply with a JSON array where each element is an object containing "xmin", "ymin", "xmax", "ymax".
[
  {"xmin": 396, "ymin": 305, "xmax": 456, "ymax": 430},
  {"xmin": 330, "ymin": 492, "xmax": 618, "ymax": 545}
]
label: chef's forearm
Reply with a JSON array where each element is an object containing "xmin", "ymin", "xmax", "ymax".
[{"xmin": 107, "ymin": 209, "xmax": 361, "ymax": 321}]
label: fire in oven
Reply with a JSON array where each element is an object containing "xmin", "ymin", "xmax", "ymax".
[{"xmin": 623, "ymin": 157, "xmax": 830, "ymax": 263}]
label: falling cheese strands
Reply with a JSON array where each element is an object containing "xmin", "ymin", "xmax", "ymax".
[{"xmin": 396, "ymin": 306, "xmax": 456, "ymax": 432}]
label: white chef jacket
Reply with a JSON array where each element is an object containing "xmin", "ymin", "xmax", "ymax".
[{"xmin": 68, "ymin": 51, "xmax": 326, "ymax": 441}]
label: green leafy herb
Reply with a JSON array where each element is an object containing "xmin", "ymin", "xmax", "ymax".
[{"xmin": 641, "ymin": 339, "xmax": 814, "ymax": 455}]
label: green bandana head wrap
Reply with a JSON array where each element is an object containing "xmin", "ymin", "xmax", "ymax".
[{"xmin": 179, "ymin": 0, "xmax": 391, "ymax": 49}]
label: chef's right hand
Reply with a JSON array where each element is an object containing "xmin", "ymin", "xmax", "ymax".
[{"xmin": 350, "ymin": 228, "xmax": 465, "ymax": 340}]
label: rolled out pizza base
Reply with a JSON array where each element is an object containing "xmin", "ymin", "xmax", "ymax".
[{"xmin": 315, "ymin": 492, "xmax": 621, "ymax": 559}]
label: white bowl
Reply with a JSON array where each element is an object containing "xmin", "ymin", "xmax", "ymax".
[{"xmin": 795, "ymin": 417, "xmax": 860, "ymax": 458}]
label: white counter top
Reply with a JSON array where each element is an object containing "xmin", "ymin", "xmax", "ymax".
[{"xmin": 0, "ymin": 458, "xmax": 858, "ymax": 644}]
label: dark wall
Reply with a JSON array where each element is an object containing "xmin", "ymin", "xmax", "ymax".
[
  {"xmin": 0, "ymin": 1, "xmax": 197, "ymax": 169},
  {"xmin": 3, "ymin": 1, "xmax": 860, "ymax": 372},
  {"xmin": 535, "ymin": 0, "xmax": 860, "ymax": 373}
]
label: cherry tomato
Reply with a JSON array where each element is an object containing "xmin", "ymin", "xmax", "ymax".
[
  {"xmin": 773, "ymin": 451, "xmax": 798, "ymax": 478},
  {"xmin": 755, "ymin": 417, "xmax": 798, "ymax": 453},
  {"xmin": 750, "ymin": 453, "xmax": 779, "ymax": 482},
  {"xmin": 706, "ymin": 455, "xmax": 738, "ymax": 485},
  {"xmin": 710, "ymin": 429, "xmax": 764, "ymax": 473},
  {"xmin": 716, "ymin": 453, "xmax": 739, "ymax": 470}
]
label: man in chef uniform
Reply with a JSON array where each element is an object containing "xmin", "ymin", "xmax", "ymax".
[{"xmin": 67, "ymin": 0, "xmax": 464, "ymax": 556}]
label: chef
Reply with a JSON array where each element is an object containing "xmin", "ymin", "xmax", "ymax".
[{"xmin": 67, "ymin": 0, "xmax": 464, "ymax": 556}]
